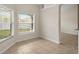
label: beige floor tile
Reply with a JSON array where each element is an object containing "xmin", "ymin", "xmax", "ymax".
[{"xmin": 3, "ymin": 33, "xmax": 78, "ymax": 54}]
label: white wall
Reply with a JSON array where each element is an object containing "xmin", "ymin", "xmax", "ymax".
[
  {"xmin": 0, "ymin": 4, "xmax": 40, "ymax": 53},
  {"xmin": 61, "ymin": 4, "xmax": 78, "ymax": 35},
  {"xmin": 40, "ymin": 5, "xmax": 60, "ymax": 44},
  {"xmin": 44, "ymin": 4, "xmax": 57, "ymax": 8}
]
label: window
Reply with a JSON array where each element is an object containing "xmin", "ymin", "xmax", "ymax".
[
  {"xmin": 0, "ymin": 9, "xmax": 13, "ymax": 40},
  {"xmin": 17, "ymin": 13, "xmax": 34, "ymax": 33}
]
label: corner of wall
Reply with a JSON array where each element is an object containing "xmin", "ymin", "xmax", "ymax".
[{"xmin": 40, "ymin": 34, "xmax": 60, "ymax": 44}]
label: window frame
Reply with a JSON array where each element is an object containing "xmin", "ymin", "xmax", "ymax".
[
  {"xmin": 0, "ymin": 7, "xmax": 14, "ymax": 42},
  {"xmin": 17, "ymin": 13, "xmax": 35, "ymax": 34}
]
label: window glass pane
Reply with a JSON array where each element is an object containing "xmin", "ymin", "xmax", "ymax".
[
  {"xmin": 18, "ymin": 13, "xmax": 33, "ymax": 33},
  {"xmin": 0, "ymin": 10, "xmax": 12, "ymax": 39}
]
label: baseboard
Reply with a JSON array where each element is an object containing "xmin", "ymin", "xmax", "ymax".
[
  {"xmin": 16, "ymin": 33, "xmax": 39, "ymax": 43},
  {"xmin": 0, "ymin": 39, "xmax": 16, "ymax": 54},
  {"xmin": 61, "ymin": 31, "xmax": 78, "ymax": 35},
  {"xmin": 40, "ymin": 34, "xmax": 60, "ymax": 44},
  {"xmin": 16, "ymin": 35, "xmax": 39, "ymax": 43}
]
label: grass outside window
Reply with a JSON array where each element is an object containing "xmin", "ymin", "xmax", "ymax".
[{"xmin": 0, "ymin": 30, "xmax": 10, "ymax": 39}]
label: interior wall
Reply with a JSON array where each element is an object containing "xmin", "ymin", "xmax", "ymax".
[
  {"xmin": 61, "ymin": 4, "xmax": 78, "ymax": 35},
  {"xmin": 40, "ymin": 5, "xmax": 60, "ymax": 44},
  {"xmin": 44, "ymin": 4, "xmax": 57, "ymax": 8}
]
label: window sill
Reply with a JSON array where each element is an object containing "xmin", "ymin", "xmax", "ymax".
[
  {"xmin": 0, "ymin": 36, "xmax": 13, "ymax": 43},
  {"xmin": 18, "ymin": 31, "xmax": 35, "ymax": 35}
]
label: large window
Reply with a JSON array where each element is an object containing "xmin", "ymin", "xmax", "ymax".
[
  {"xmin": 18, "ymin": 13, "xmax": 34, "ymax": 33},
  {"xmin": 0, "ymin": 9, "xmax": 13, "ymax": 40}
]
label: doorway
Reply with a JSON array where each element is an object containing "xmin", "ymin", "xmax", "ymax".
[{"xmin": 60, "ymin": 4, "xmax": 78, "ymax": 50}]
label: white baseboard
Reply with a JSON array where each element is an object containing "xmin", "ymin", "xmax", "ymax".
[
  {"xmin": 0, "ymin": 39, "xmax": 16, "ymax": 54},
  {"xmin": 0, "ymin": 43, "xmax": 15, "ymax": 54},
  {"xmin": 40, "ymin": 34, "xmax": 60, "ymax": 44},
  {"xmin": 16, "ymin": 35, "xmax": 39, "ymax": 43},
  {"xmin": 61, "ymin": 31, "xmax": 78, "ymax": 35},
  {"xmin": 16, "ymin": 33, "xmax": 39, "ymax": 43}
]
